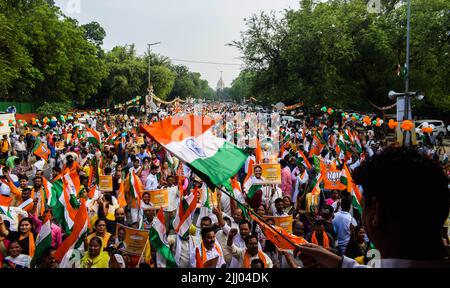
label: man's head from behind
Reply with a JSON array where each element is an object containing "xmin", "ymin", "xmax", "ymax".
[{"xmin": 353, "ymin": 147, "xmax": 449, "ymax": 255}]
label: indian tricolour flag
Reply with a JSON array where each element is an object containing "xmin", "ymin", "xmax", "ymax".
[
  {"xmin": 172, "ymin": 191, "xmax": 198, "ymax": 238},
  {"xmin": 150, "ymin": 208, "xmax": 177, "ymax": 268},
  {"xmin": 243, "ymin": 174, "xmax": 264, "ymax": 199},
  {"xmin": 129, "ymin": 170, "xmax": 142, "ymax": 200},
  {"xmin": 86, "ymin": 127, "xmax": 102, "ymax": 146},
  {"xmin": 49, "ymin": 177, "xmax": 77, "ymax": 233},
  {"xmin": 31, "ymin": 213, "xmax": 52, "ymax": 265},
  {"xmin": 55, "ymin": 201, "xmax": 88, "ymax": 268},
  {"xmin": 340, "ymin": 164, "xmax": 362, "ymax": 214},
  {"xmin": 141, "ymin": 115, "xmax": 247, "ymax": 187},
  {"xmin": 297, "ymin": 150, "xmax": 312, "ymax": 169}
]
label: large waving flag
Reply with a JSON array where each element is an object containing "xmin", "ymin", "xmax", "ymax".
[
  {"xmin": 150, "ymin": 208, "xmax": 177, "ymax": 268},
  {"xmin": 86, "ymin": 127, "xmax": 102, "ymax": 146},
  {"xmin": 32, "ymin": 138, "xmax": 50, "ymax": 161},
  {"xmin": 55, "ymin": 201, "xmax": 88, "ymax": 268},
  {"xmin": 172, "ymin": 191, "xmax": 198, "ymax": 238},
  {"xmin": 49, "ymin": 176, "xmax": 77, "ymax": 233},
  {"xmin": 140, "ymin": 115, "xmax": 247, "ymax": 187},
  {"xmin": 250, "ymin": 214, "xmax": 307, "ymax": 250}
]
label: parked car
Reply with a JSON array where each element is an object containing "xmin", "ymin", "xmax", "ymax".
[{"xmin": 415, "ymin": 119, "xmax": 447, "ymax": 138}]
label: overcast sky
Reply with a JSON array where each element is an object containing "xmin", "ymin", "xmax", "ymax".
[{"xmin": 54, "ymin": 0, "xmax": 300, "ymax": 88}]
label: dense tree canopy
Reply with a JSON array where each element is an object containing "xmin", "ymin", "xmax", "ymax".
[
  {"xmin": 231, "ymin": 0, "xmax": 450, "ymax": 116},
  {"xmin": 0, "ymin": 0, "xmax": 214, "ymax": 111}
]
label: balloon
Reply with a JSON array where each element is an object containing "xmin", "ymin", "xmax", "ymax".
[
  {"xmin": 379, "ymin": 120, "xmax": 384, "ymax": 125},
  {"xmin": 327, "ymin": 108, "xmax": 334, "ymax": 115},
  {"xmin": 388, "ymin": 119, "xmax": 398, "ymax": 129},
  {"xmin": 321, "ymin": 106, "xmax": 327, "ymax": 112},
  {"xmin": 401, "ymin": 120, "xmax": 414, "ymax": 131},
  {"xmin": 0, "ymin": 122, "xmax": 3, "ymax": 127},
  {"xmin": 372, "ymin": 120, "xmax": 377, "ymax": 125}
]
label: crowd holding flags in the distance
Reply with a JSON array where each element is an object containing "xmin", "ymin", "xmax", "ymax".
[{"xmin": 0, "ymin": 101, "xmax": 448, "ymax": 269}]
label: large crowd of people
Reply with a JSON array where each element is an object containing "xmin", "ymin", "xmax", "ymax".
[{"xmin": 0, "ymin": 102, "xmax": 448, "ymax": 268}]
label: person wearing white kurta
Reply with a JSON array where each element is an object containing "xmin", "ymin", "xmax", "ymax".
[{"xmin": 189, "ymin": 227, "xmax": 225, "ymax": 268}]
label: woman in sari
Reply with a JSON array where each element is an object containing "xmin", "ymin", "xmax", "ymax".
[
  {"xmin": 3, "ymin": 241, "xmax": 31, "ymax": 268},
  {"xmin": 85, "ymin": 218, "xmax": 111, "ymax": 250},
  {"xmin": 283, "ymin": 195, "xmax": 295, "ymax": 215},
  {"xmin": 80, "ymin": 236, "xmax": 110, "ymax": 268}
]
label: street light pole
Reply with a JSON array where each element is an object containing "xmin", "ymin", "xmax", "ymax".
[
  {"xmin": 146, "ymin": 42, "xmax": 161, "ymax": 113},
  {"xmin": 404, "ymin": 0, "xmax": 412, "ymax": 145}
]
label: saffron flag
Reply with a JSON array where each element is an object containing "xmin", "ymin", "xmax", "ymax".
[
  {"xmin": 32, "ymin": 138, "xmax": 50, "ymax": 161},
  {"xmin": 250, "ymin": 213, "xmax": 307, "ymax": 250}
]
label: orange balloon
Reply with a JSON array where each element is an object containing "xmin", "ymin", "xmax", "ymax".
[
  {"xmin": 401, "ymin": 120, "xmax": 414, "ymax": 131},
  {"xmin": 388, "ymin": 119, "xmax": 398, "ymax": 129}
]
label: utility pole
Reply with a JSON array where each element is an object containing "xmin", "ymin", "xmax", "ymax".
[
  {"xmin": 146, "ymin": 42, "xmax": 161, "ymax": 113},
  {"xmin": 404, "ymin": 0, "xmax": 412, "ymax": 145}
]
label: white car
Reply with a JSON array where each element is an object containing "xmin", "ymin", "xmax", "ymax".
[{"xmin": 415, "ymin": 120, "xmax": 447, "ymax": 138}]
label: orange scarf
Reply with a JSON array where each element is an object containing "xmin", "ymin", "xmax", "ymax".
[
  {"xmin": 19, "ymin": 232, "xmax": 35, "ymax": 257},
  {"xmin": 243, "ymin": 250, "xmax": 267, "ymax": 268},
  {"xmin": 311, "ymin": 231, "xmax": 329, "ymax": 249},
  {"xmin": 201, "ymin": 242, "xmax": 222, "ymax": 265}
]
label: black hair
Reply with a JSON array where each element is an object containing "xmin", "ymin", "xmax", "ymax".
[
  {"xmin": 244, "ymin": 234, "xmax": 258, "ymax": 245},
  {"xmin": 238, "ymin": 219, "xmax": 252, "ymax": 230},
  {"xmin": 151, "ymin": 165, "xmax": 159, "ymax": 170},
  {"xmin": 94, "ymin": 218, "xmax": 107, "ymax": 227},
  {"xmin": 18, "ymin": 174, "xmax": 28, "ymax": 181},
  {"xmin": 201, "ymin": 216, "xmax": 212, "ymax": 225},
  {"xmin": 340, "ymin": 195, "xmax": 352, "ymax": 212},
  {"xmin": 280, "ymin": 159, "xmax": 287, "ymax": 168},
  {"xmin": 352, "ymin": 146, "xmax": 449, "ymax": 231},
  {"xmin": 104, "ymin": 167, "xmax": 112, "ymax": 175},
  {"xmin": 274, "ymin": 198, "xmax": 284, "ymax": 206},
  {"xmin": 13, "ymin": 158, "xmax": 21, "ymax": 165},
  {"xmin": 314, "ymin": 219, "xmax": 325, "ymax": 227},
  {"xmin": 200, "ymin": 225, "xmax": 216, "ymax": 239},
  {"xmin": 22, "ymin": 187, "xmax": 32, "ymax": 194},
  {"xmin": 42, "ymin": 245, "xmax": 57, "ymax": 258},
  {"xmin": 250, "ymin": 258, "xmax": 264, "ymax": 268}
]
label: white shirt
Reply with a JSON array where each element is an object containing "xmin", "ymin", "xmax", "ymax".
[
  {"xmin": 33, "ymin": 159, "xmax": 46, "ymax": 177},
  {"xmin": 168, "ymin": 235, "xmax": 201, "ymax": 268},
  {"xmin": 261, "ymin": 186, "xmax": 283, "ymax": 214},
  {"xmin": 293, "ymin": 171, "xmax": 309, "ymax": 204},
  {"xmin": 14, "ymin": 141, "xmax": 26, "ymax": 152},
  {"xmin": 145, "ymin": 173, "xmax": 158, "ymax": 191},
  {"xmin": 0, "ymin": 206, "xmax": 28, "ymax": 231},
  {"xmin": 190, "ymin": 242, "xmax": 226, "ymax": 268},
  {"xmin": 332, "ymin": 211, "xmax": 358, "ymax": 248}
]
